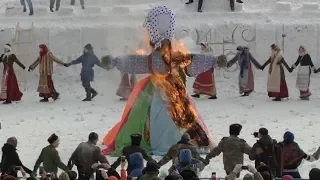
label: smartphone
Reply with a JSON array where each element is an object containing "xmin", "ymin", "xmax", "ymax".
[
  {"xmin": 242, "ymin": 166, "xmax": 249, "ymax": 170},
  {"xmin": 121, "ymin": 156, "xmax": 125, "ymax": 162},
  {"xmin": 14, "ymin": 166, "xmax": 22, "ymax": 171}
]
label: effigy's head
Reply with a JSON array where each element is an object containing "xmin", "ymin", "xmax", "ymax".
[
  {"xmin": 217, "ymin": 54, "xmax": 227, "ymax": 68},
  {"xmin": 143, "ymin": 6, "xmax": 175, "ymax": 50},
  {"xmin": 101, "ymin": 55, "xmax": 114, "ymax": 70}
]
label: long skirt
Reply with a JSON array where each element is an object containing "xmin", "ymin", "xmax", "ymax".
[
  {"xmin": 0, "ymin": 66, "xmax": 23, "ymax": 102},
  {"xmin": 296, "ymin": 66, "xmax": 311, "ymax": 99},
  {"xmin": 192, "ymin": 68, "xmax": 216, "ymax": 96},
  {"xmin": 239, "ymin": 65, "xmax": 254, "ymax": 94},
  {"xmin": 116, "ymin": 73, "xmax": 137, "ymax": 99},
  {"xmin": 39, "ymin": 75, "xmax": 58, "ymax": 99},
  {"xmin": 268, "ymin": 79, "xmax": 289, "ymax": 98}
]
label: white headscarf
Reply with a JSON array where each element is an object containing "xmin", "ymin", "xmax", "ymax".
[{"xmin": 143, "ymin": 6, "xmax": 175, "ymax": 49}]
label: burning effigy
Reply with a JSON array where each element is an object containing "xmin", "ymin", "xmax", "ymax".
[{"xmin": 102, "ymin": 6, "xmax": 225, "ymax": 156}]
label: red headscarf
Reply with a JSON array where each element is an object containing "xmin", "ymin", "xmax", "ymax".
[{"xmin": 39, "ymin": 44, "xmax": 48, "ymax": 57}]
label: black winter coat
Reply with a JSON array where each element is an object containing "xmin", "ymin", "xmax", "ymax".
[{"xmin": 0, "ymin": 143, "xmax": 32, "ymax": 177}]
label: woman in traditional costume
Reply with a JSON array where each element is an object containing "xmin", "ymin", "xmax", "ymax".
[
  {"xmin": 29, "ymin": 44, "xmax": 67, "ymax": 102},
  {"xmin": 191, "ymin": 42, "xmax": 217, "ymax": 99},
  {"xmin": 291, "ymin": 46, "xmax": 317, "ymax": 100},
  {"xmin": 0, "ymin": 44, "xmax": 26, "ymax": 104},
  {"xmin": 261, "ymin": 44, "xmax": 292, "ymax": 101},
  {"xmin": 116, "ymin": 73, "xmax": 137, "ymax": 101},
  {"xmin": 101, "ymin": 6, "xmax": 222, "ymax": 156},
  {"xmin": 227, "ymin": 46, "xmax": 262, "ymax": 97}
]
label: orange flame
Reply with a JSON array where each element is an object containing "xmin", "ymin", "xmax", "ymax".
[{"xmin": 135, "ymin": 49, "xmax": 145, "ymax": 55}]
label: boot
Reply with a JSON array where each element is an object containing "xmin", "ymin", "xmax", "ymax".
[
  {"xmin": 191, "ymin": 94, "xmax": 200, "ymax": 98},
  {"xmin": 272, "ymin": 98, "xmax": 281, "ymax": 101},
  {"xmin": 50, "ymin": 8, "xmax": 54, "ymax": 12},
  {"xmin": 40, "ymin": 98, "xmax": 49, "ymax": 102},
  {"xmin": 53, "ymin": 92, "xmax": 60, "ymax": 101},
  {"xmin": 208, "ymin": 95, "xmax": 217, "ymax": 99},
  {"xmin": 23, "ymin": 7, "xmax": 26, "ymax": 12},
  {"xmin": 55, "ymin": 7, "xmax": 59, "ymax": 11},
  {"xmin": 3, "ymin": 100, "xmax": 11, "ymax": 104},
  {"xmin": 81, "ymin": 5, "xmax": 85, "ymax": 10},
  {"xmin": 91, "ymin": 88, "xmax": 98, "ymax": 99},
  {"xmin": 198, "ymin": 0, "xmax": 203, "ymax": 12},
  {"xmin": 29, "ymin": 9, "xmax": 34, "ymax": 15},
  {"xmin": 185, "ymin": 0, "xmax": 193, "ymax": 4},
  {"xmin": 82, "ymin": 89, "xmax": 92, "ymax": 101},
  {"xmin": 241, "ymin": 92, "xmax": 249, "ymax": 97},
  {"xmin": 236, "ymin": 0, "xmax": 243, "ymax": 3},
  {"xmin": 119, "ymin": 97, "xmax": 128, "ymax": 101}
]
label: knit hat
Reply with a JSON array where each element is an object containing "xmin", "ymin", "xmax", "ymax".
[
  {"xmin": 243, "ymin": 173, "xmax": 253, "ymax": 180},
  {"xmin": 283, "ymin": 131, "xmax": 294, "ymax": 143},
  {"xmin": 181, "ymin": 133, "xmax": 191, "ymax": 142},
  {"xmin": 229, "ymin": 124, "xmax": 242, "ymax": 136},
  {"xmin": 259, "ymin": 128, "xmax": 268, "ymax": 136},
  {"xmin": 309, "ymin": 168, "xmax": 320, "ymax": 180},
  {"xmin": 48, "ymin": 133, "xmax": 59, "ymax": 144},
  {"xmin": 282, "ymin": 175, "xmax": 293, "ymax": 180},
  {"xmin": 6, "ymin": 137, "xmax": 17, "ymax": 148}
]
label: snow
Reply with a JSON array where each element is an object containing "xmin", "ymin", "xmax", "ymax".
[{"xmin": 0, "ymin": 0, "xmax": 320, "ymax": 178}]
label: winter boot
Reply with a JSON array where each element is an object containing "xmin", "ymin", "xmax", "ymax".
[
  {"xmin": 50, "ymin": 8, "xmax": 54, "ymax": 12},
  {"xmin": 23, "ymin": 7, "xmax": 27, "ymax": 12},
  {"xmin": 191, "ymin": 94, "xmax": 200, "ymax": 98},
  {"xmin": 53, "ymin": 93, "xmax": 60, "ymax": 101},
  {"xmin": 185, "ymin": 0, "xmax": 193, "ymax": 5},
  {"xmin": 236, "ymin": 0, "xmax": 243, "ymax": 3},
  {"xmin": 40, "ymin": 98, "xmax": 49, "ymax": 102},
  {"xmin": 91, "ymin": 88, "xmax": 98, "ymax": 99},
  {"xmin": 272, "ymin": 98, "xmax": 281, "ymax": 101},
  {"xmin": 81, "ymin": 5, "xmax": 85, "ymax": 10},
  {"xmin": 198, "ymin": 0, "xmax": 203, "ymax": 12},
  {"xmin": 29, "ymin": 10, "xmax": 34, "ymax": 15},
  {"xmin": 208, "ymin": 95, "xmax": 217, "ymax": 99},
  {"xmin": 3, "ymin": 100, "xmax": 11, "ymax": 104},
  {"xmin": 82, "ymin": 89, "xmax": 92, "ymax": 101}
]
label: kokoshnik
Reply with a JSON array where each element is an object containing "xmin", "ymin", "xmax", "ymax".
[{"xmin": 102, "ymin": 5, "xmax": 220, "ymax": 77}]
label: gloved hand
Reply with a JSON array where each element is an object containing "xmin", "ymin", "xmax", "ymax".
[
  {"xmin": 247, "ymin": 164, "xmax": 257, "ymax": 174},
  {"xmin": 64, "ymin": 63, "xmax": 71, "ymax": 67},
  {"xmin": 28, "ymin": 67, "xmax": 32, "ymax": 72},
  {"xmin": 232, "ymin": 164, "xmax": 242, "ymax": 174},
  {"xmin": 203, "ymin": 159, "xmax": 210, "ymax": 166}
]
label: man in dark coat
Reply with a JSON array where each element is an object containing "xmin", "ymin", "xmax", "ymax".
[
  {"xmin": 68, "ymin": 132, "xmax": 109, "ymax": 180},
  {"xmin": 65, "ymin": 44, "xmax": 106, "ymax": 101},
  {"xmin": 0, "ymin": 137, "xmax": 32, "ymax": 177},
  {"xmin": 111, "ymin": 134, "xmax": 155, "ymax": 175},
  {"xmin": 32, "ymin": 134, "xmax": 69, "ymax": 177}
]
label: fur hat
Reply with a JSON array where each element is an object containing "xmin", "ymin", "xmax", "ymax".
[
  {"xmin": 131, "ymin": 134, "xmax": 142, "ymax": 146},
  {"xmin": 6, "ymin": 137, "xmax": 17, "ymax": 148},
  {"xmin": 229, "ymin": 124, "xmax": 242, "ymax": 136},
  {"xmin": 181, "ymin": 133, "xmax": 191, "ymax": 142},
  {"xmin": 48, "ymin": 133, "xmax": 58, "ymax": 144},
  {"xmin": 84, "ymin": 44, "xmax": 93, "ymax": 52},
  {"xmin": 259, "ymin": 128, "xmax": 268, "ymax": 136}
]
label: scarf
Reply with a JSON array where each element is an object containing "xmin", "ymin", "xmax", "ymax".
[
  {"xmin": 269, "ymin": 50, "xmax": 280, "ymax": 74},
  {"xmin": 39, "ymin": 44, "xmax": 48, "ymax": 58}
]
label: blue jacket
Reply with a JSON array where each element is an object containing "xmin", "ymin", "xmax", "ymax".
[
  {"xmin": 176, "ymin": 149, "xmax": 205, "ymax": 174},
  {"xmin": 71, "ymin": 53, "xmax": 102, "ymax": 81},
  {"xmin": 129, "ymin": 152, "xmax": 144, "ymax": 177}
]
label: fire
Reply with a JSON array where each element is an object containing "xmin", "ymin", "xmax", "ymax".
[
  {"xmin": 145, "ymin": 39, "xmax": 210, "ymax": 148},
  {"xmin": 135, "ymin": 48, "xmax": 145, "ymax": 55}
]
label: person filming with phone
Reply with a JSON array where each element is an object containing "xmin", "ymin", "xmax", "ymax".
[{"xmin": 0, "ymin": 137, "xmax": 32, "ymax": 178}]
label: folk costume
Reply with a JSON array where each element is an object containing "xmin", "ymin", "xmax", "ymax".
[
  {"xmin": 66, "ymin": 44, "xmax": 105, "ymax": 101},
  {"xmin": 0, "ymin": 44, "xmax": 25, "ymax": 104},
  {"xmin": 192, "ymin": 42, "xmax": 217, "ymax": 99},
  {"xmin": 102, "ymin": 6, "xmax": 218, "ymax": 156},
  {"xmin": 227, "ymin": 46, "xmax": 262, "ymax": 96},
  {"xmin": 291, "ymin": 46, "xmax": 317, "ymax": 100},
  {"xmin": 29, "ymin": 44, "xmax": 66, "ymax": 102},
  {"xmin": 261, "ymin": 44, "xmax": 291, "ymax": 101},
  {"xmin": 116, "ymin": 73, "xmax": 137, "ymax": 101}
]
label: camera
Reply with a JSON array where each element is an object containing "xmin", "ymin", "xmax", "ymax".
[
  {"xmin": 14, "ymin": 166, "xmax": 21, "ymax": 171},
  {"xmin": 121, "ymin": 156, "xmax": 125, "ymax": 163},
  {"xmin": 253, "ymin": 132, "xmax": 259, "ymax": 138},
  {"xmin": 241, "ymin": 166, "xmax": 248, "ymax": 170}
]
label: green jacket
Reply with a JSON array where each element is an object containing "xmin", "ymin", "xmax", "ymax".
[{"xmin": 33, "ymin": 145, "xmax": 68, "ymax": 176}]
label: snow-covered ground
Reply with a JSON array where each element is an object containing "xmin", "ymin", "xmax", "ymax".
[
  {"xmin": 0, "ymin": 67, "xmax": 320, "ymax": 178},
  {"xmin": 1, "ymin": 0, "xmax": 320, "ymax": 179}
]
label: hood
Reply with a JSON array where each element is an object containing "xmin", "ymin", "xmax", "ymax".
[
  {"xmin": 2, "ymin": 143, "xmax": 16, "ymax": 154},
  {"xmin": 258, "ymin": 135, "xmax": 274, "ymax": 146},
  {"xmin": 179, "ymin": 149, "xmax": 192, "ymax": 166},
  {"xmin": 129, "ymin": 152, "xmax": 144, "ymax": 169},
  {"xmin": 283, "ymin": 131, "xmax": 294, "ymax": 144}
]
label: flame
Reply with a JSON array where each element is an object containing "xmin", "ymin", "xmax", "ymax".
[
  {"xmin": 145, "ymin": 39, "xmax": 210, "ymax": 148},
  {"xmin": 135, "ymin": 48, "xmax": 145, "ymax": 55}
]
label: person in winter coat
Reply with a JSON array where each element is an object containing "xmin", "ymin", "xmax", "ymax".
[
  {"xmin": 32, "ymin": 134, "xmax": 69, "ymax": 177},
  {"xmin": 128, "ymin": 152, "xmax": 144, "ymax": 177},
  {"xmin": 0, "ymin": 137, "xmax": 32, "ymax": 177},
  {"xmin": 67, "ymin": 132, "xmax": 109, "ymax": 180},
  {"xmin": 158, "ymin": 133, "xmax": 207, "ymax": 169},
  {"xmin": 277, "ymin": 131, "xmax": 313, "ymax": 178},
  {"xmin": 250, "ymin": 128, "xmax": 278, "ymax": 176},
  {"xmin": 138, "ymin": 161, "xmax": 161, "ymax": 180},
  {"xmin": 205, "ymin": 124, "xmax": 252, "ymax": 177},
  {"xmin": 175, "ymin": 149, "xmax": 205, "ymax": 176},
  {"xmin": 111, "ymin": 134, "xmax": 154, "ymax": 175},
  {"xmin": 65, "ymin": 44, "xmax": 106, "ymax": 101}
]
